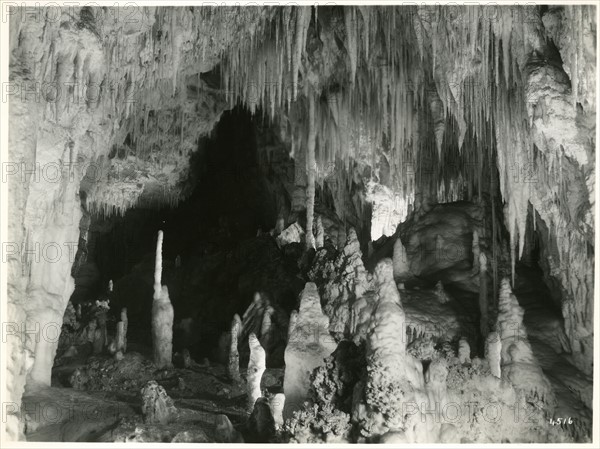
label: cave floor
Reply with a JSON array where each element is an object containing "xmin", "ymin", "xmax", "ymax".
[{"xmin": 25, "ymin": 360, "xmax": 284, "ymax": 442}]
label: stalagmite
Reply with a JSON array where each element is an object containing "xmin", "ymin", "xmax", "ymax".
[
  {"xmin": 434, "ymin": 280, "xmax": 451, "ymax": 304},
  {"xmin": 92, "ymin": 327, "xmax": 104, "ymax": 354},
  {"xmin": 121, "ymin": 308, "xmax": 128, "ymax": 351},
  {"xmin": 95, "ymin": 299, "xmax": 110, "ymax": 347},
  {"xmin": 269, "ymin": 393, "xmax": 286, "ymax": 429},
  {"xmin": 115, "ymin": 307, "xmax": 128, "ymax": 355},
  {"xmin": 305, "ymin": 94, "xmax": 317, "ymax": 250},
  {"xmin": 247, "ymin": 397, "xmax": 276, "ymax": 442},
  {"xmin": 472, "ymin": 230, "xmax": 480, "ymax": 270},
  {"xmin": 310, "ymin": 227, "xmax": 370, "ymax": 336},
  {"xmin": 114, "ymin": 322, "xmax": 125, "ymax": 357},
  {"xmin": 357, "ymin": 258, "xmax": 425, "ymax": 438},
  {"xmin": 315, "ymin": 214, "xmax": 324, "ymax": 248},
  {"xmin": 479, "ymin": 252, "xmax": 489, "ymax": 337},
  {"xmin": 496, "ymin": 278, "xmax": 555, "ymax": 405},
  {"xmin": 247, "ymin": 333, "xmax": 266, "ymax": 412},
  {"xmin": 485, "ymin": 331, "xmax": 501, "ymax": 378},
  {"xmin": 424, "ymin": 358, "xmax": 450, "ymax": 442},
  {"xmin": 392, "ymin": 237, "xmax": 411, "ymax": 282},
  {"xmin": 228, "ymin": 314, "xmax": 242, "ymax": 382},
  {"xmin": 458, "ymin": 338, "xmax": 471, "ymax": 364},
  {"xmin": 260, "ymin": 306, "xmax": 274, "ymax": 351},
  {"xmin": 152, "ymin": 230, "xmax": 174, "ymax": 369},
  {"xmin": 283, "ymin": 282, "xmax": 336, "ymax": 420}
]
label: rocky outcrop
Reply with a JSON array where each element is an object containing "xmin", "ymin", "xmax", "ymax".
[
  {"xmin": 308, "ymin": 229, "xmax": 371, "ymax": 337},
  {"xmin": 141, "ymin": 381, "xmax": 178, "ymax": 425},
  {"xmin": 276, "ymin": 222, "xmax": 304, "ymax": 248},
  {"xmin": 399, "ymin": 202, "xmax": 486, "ymax": 291}
]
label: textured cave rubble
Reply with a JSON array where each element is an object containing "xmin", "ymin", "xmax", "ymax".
[{"xmin": 4, "ymin": 3, "xmax": 596, "ymax": 444}]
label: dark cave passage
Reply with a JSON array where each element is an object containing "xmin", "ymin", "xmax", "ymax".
[{"xmin": 70, "ymin": 108, "xmax": 305, "ymax": 365}]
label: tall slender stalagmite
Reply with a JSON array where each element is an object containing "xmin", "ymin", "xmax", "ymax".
[
  {"xmin": 228, "ymin": 314, "xmax": 242, "ymax": 382},
  {"xmin": 114, "ymin": 307, "xmax": 128, "ymax": 355},
  {"xmin": 315, "ymin": 214, "xmax": 324, "ymax": 249},
  {"xmin": 305, "ymin": 94, "xmax": 316, "ymax": 249},
  {"xmin": 479, "ymin": 252, "xmax": 488, "ymax": 337},
  {"xmin": 152, "ymin": 230, "xmax": 174, "ymax": 369},
  {"xmin": 247, "ymin": 333, "xmax": 266, "ymax": 412}
]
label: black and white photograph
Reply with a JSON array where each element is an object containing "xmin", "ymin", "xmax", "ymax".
[{"xmin": 0, "ymin": 1, "xmax": 598, "ymax": 445}]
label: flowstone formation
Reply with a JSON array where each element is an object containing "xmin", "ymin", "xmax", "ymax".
[{"xmin": 283, "ymin": 282, "xmax": 337, "ymax": 420}]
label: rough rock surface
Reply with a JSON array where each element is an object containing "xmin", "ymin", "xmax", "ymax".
[
  {"xmin": 276, "ymin": 222, "xmax": 305, "ymax": 248},
  {"xmin": 399, "ymin": 202, "xmax": 487, "ymax": 291}
]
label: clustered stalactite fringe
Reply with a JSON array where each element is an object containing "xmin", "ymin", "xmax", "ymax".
[
  {"xmin": 214, "ymin": 4, "xmax": 590, "ymax": 282},
  {"xmin": 214, "ymin": 5, "xmax": 593, "ymax": 373}
]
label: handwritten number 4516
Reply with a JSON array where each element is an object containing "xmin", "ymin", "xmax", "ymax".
[{"xmin": 549, "ymin": 417, "xmax": 573, "ymax": 426}]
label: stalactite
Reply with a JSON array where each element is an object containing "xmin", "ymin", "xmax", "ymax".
[
  {"xmin": 305, "ymin": 94, "xmax": 317, "ymax": 249},
  {"xmin": 344, "ymin": 7, "xmax": 357, "ymax": 85}
]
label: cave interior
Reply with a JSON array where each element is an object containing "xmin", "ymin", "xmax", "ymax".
[{"xmin": 4, "ymin": 3, "xmax": 596, "ymax": 444}]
